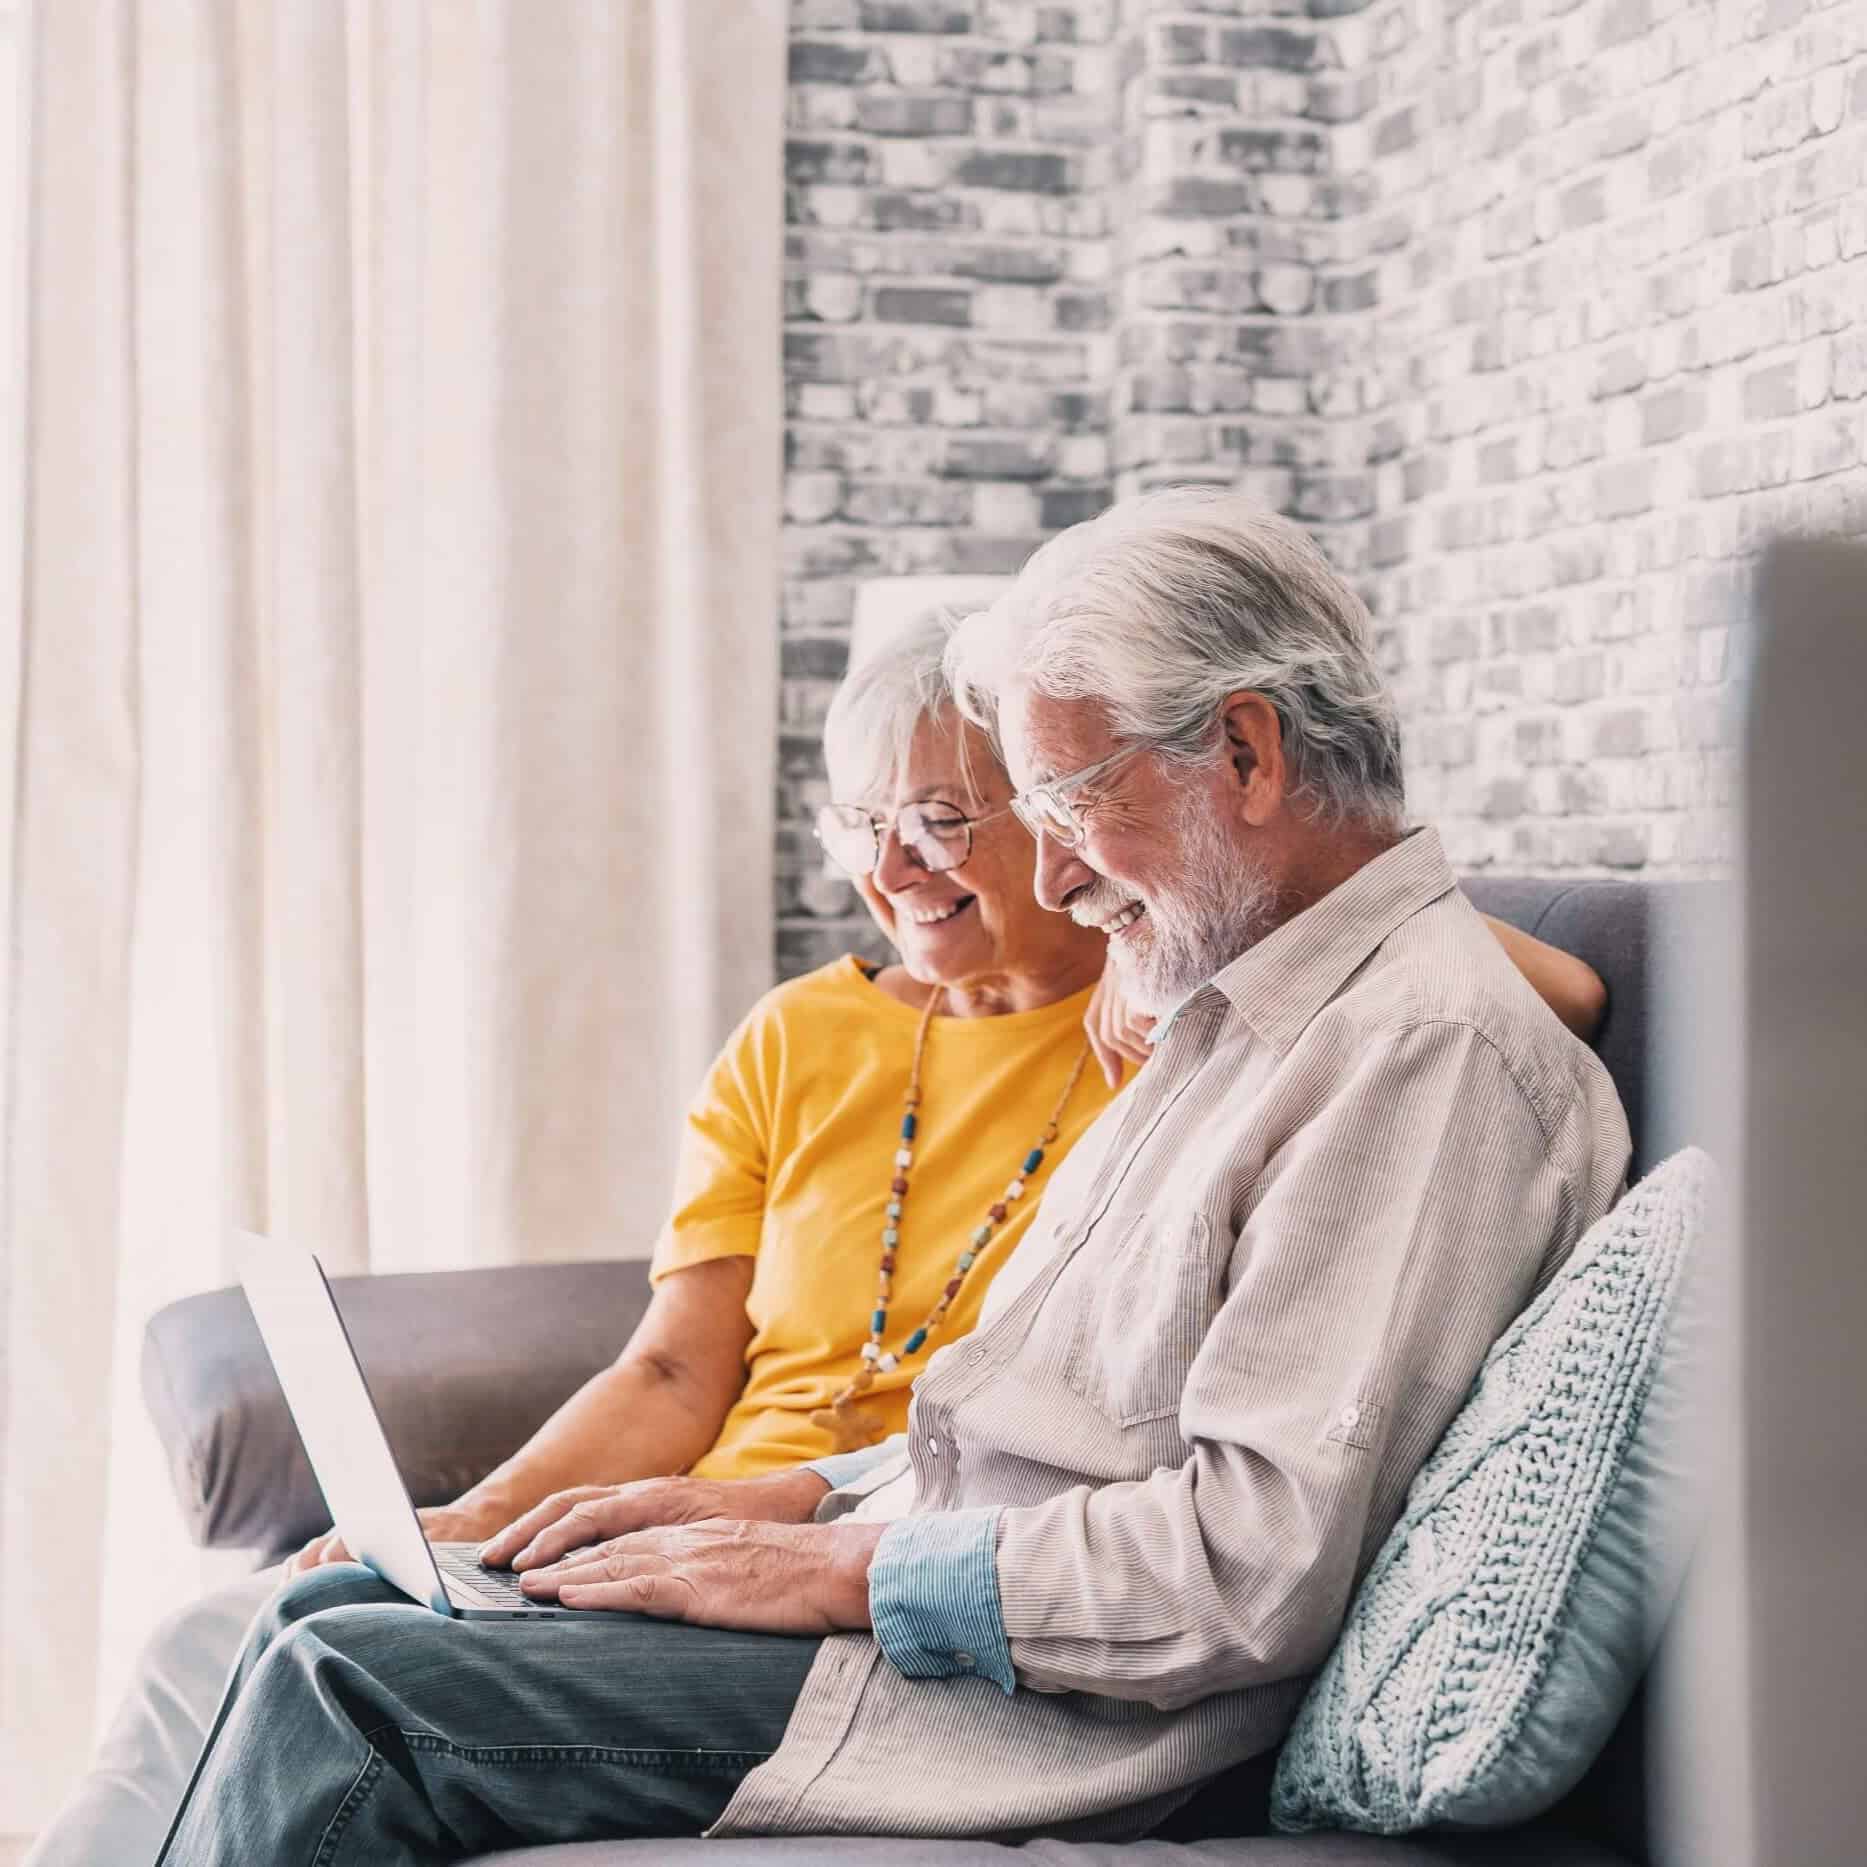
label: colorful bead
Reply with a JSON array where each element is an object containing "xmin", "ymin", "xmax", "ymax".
[{"xmin": 818, "ymin": 988, "xmax": 1095, "ymax": 1433}]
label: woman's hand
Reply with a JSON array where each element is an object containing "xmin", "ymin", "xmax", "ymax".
[
  {"xmin": 479, "ymin": 1468, "xmax": 832, "ymax": 1574},
  {"xmin": 283, "ymin": 1502, "xmax": 500, "ymax": 1578},
  {"xmin": 518, "ymin": 1517, "xmax": 885, "ymax": 1634},
  {"xmin": 1086, "ymin": 962, "xmax": 1156, "ymax": 1087}
]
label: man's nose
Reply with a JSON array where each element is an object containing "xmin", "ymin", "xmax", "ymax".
[{"xmin": 1033, "ymin": 831, "xmax": 1093, "ymax": 913}]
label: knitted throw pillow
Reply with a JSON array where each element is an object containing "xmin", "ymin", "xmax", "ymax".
[{"xmin": 1270, "ymin": 1147, "xmax": 1711, "ymax": 1835}]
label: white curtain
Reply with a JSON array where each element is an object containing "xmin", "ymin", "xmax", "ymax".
[{"xmin": 0, "ymin": 0, "xmax": 786, "ymax": 1830}]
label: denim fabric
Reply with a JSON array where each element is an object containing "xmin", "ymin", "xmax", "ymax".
[
  {"xmin": 156, "ymin": 1565, "xmax": 821, "ymax": 1866},
  {"xmin": 870, "ymin": 1506, "xmax": 1013, "ymax": 1693}
]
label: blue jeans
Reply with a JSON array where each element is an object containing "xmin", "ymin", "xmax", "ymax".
[{"xmin": 156, "ymin": 1565, "xmax": 822, "ymax": 1865}]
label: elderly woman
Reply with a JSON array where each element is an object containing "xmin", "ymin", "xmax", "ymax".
[{"xmin": 29, "ymin": 610, "xmax": 1602, "ymax": 1867}]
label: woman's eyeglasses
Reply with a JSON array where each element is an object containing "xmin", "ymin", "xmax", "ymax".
[{"xmin": 814, "ymin": 799, "xmax": 1014, "ymax": 878}]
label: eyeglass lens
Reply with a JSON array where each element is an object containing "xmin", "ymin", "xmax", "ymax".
[{"xmin": 816, "ymin": 803, "xmax": 973, "ymax": 876}]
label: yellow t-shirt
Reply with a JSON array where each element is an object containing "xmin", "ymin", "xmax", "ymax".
[{"xmin": 651, "ymin": 956, "xmax": 1124, "ymax": 1478}]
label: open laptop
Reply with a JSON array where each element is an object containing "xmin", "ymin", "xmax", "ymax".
[{"xmin": 237, "ymin": 1230, "xmax": 598, "ymax": 1618}]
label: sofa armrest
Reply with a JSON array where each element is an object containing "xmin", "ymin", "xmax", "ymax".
[{"xmin": 142, "ymin": 1259, "xmax": 653, "ymax": 1561}]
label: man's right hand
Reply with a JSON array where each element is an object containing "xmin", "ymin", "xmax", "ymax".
[{"xmin": 478, "ymin": 1468, "xmax": 832, "ymax": 1573}]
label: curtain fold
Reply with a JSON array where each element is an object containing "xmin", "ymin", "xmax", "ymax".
[{"xmin": 0, "ymin": 0, "xmax": 786, "ymax": 1827}]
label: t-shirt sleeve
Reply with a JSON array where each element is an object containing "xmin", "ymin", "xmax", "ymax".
[{"xmin": 649, "ymin": 1004, "xmax": 774, "ymax": 1286}]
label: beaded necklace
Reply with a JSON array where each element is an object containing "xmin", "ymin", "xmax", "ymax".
[{"xmin": 810, "ymin": 983, "xmax": 1094, "ymax": 1452}]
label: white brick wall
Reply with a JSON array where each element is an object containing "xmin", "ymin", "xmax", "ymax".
[{"xmin": 779, "ymin": 0, "xmax": 1867, "ymax": 974}]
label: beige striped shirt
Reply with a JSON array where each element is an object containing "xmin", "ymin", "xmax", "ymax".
[{"xmin": 715, "ymin": 827, "xmax": 1632, "ymax": 1842}]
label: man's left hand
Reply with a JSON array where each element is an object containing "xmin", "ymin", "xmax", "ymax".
[{"xmin": 518, "ymin": 1517, "xmax": 886, "ymax": 1635}]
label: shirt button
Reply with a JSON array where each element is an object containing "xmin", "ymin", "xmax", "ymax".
[
  {"xmin": 1340, "ymin": 1405, "xmax": 1361, "ymax": 1428},
  {"xmin": 953, "ymin": 1651, "xmax": 975, "ymax": 1670},
  {"xmin": 926, "ymin": 1437, "xmax": 942, "ymax": 1456}
]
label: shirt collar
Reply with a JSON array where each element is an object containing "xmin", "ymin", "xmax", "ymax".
[{"xmin": 1155, "ymin": 826, "xmax": 1456, "ymax": 1055}]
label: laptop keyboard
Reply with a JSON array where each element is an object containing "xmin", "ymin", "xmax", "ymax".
[{"xmin": 432, "ymin": 1543, "xmax": 540, "ymax": 1608}]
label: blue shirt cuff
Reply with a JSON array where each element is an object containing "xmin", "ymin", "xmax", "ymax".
[
  {"xmin": 869, "ymin": 1507, "xmax": 1014, "ymax": 1694},
  {"xmin": 802, "ymin": 1438, "xmax": 903, "ymax": 1493}
]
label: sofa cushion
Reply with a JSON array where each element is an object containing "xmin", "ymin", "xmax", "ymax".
[{"xmin": 1269, "ymin": 1150, "xmax": 1709, "ymax": 1835}]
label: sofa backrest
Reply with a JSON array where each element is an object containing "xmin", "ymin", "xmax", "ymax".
[{"xmin": 1460, "ymin": 875, "xmax": 1720, "ymax": 1178}]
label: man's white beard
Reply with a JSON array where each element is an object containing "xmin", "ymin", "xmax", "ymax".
[{"xmin": 1080, "ymin": 790, "xmax": 1281, "ymax": 1017}]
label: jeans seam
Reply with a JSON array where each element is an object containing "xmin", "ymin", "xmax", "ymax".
[
  {"xmin": 312, "ymin": 1748, "xmax": 383, "ymax": 1867},
  {"xmin": 363, "ymin": 1720, "xmax": 773, "ymax": 1775}
]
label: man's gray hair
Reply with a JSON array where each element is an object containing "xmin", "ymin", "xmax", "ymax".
[
  {"xmin": 944, "ymin": 487, "xmax": 1405, "ymax": 829},
  {"xmin": 822, "ymin": 607, "xmax": 984, "ymax": 802}
]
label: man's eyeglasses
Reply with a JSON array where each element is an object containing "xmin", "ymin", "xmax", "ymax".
[
  {"xmin": 814, "ymin": 798, "xmax": 1014, "ymax": 878},
  {"xmin": 1008, "ymin": 744, "xmax": 1146, "ymax": 850}
]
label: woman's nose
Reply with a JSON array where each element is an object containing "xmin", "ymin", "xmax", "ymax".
[{"xmin": 873, "ymin": 821, "xmax": 924, "ymax": 893}]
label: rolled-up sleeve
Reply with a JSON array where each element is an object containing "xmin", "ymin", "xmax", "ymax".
[
  {"xmin": 870, "ymin": 1506, "xmax": 1014, "ymax": 1693},
  {"xmin": 989, "ymin": 1017, "xmax": 1571, "ymax": 1708}
]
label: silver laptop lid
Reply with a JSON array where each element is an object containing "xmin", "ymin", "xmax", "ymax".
[{"xmin": 235, "ymin": 1230, "xmax": 454, "ymax": 1616}]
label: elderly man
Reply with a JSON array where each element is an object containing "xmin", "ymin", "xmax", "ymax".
[{"xmin": 159, "ymin": 489, "xmax": 1629, "ymax": 1861}]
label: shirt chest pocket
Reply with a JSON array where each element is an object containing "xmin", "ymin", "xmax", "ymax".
[{"xmin": 1063, "ymin": 1212, "xmax": 1225, "ymax": 1428}]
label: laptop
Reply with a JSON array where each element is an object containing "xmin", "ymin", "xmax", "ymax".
[{"xmin": 237, "ymin": 1230, "xmax": 599, "ymax": 1618}]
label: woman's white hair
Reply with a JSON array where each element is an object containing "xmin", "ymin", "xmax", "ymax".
[
  {"xmin": 822, "ymin": 607, "xmax": 987, "ymax": 803},
  {"xmin": 944, "ymin": 487, "xmax": 1405, "ymax": 829}
]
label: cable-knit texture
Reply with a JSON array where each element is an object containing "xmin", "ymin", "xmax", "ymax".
[{"xmin": 1271, "ymin": 1147, "xmax": 1711, "ymax": 1835}]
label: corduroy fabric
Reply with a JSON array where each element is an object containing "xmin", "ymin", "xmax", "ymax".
[
  {"xmin": 712, "ymin": 830, "xmax": 1631, "ymax": 1844},
  {"xmin": 1268, "ymin": 1150, "xmax": 1710, "ymax": 1835}
]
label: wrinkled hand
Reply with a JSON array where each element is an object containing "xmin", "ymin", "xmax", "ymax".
[
  {"xmin": 285, "ymin": 1503, "xmax": 496, "ymax": 1578},
  {"xmin": 479, "ymin": 1469, "xmax": 831, "ymax": 1574},
  {"xmin": 1086, "ymin": 962, "xmax": 1155, "ymax": 1087},
  {"xmin": 518, "ymin": 1516, "xmax": 886, "ymax": 1633}
]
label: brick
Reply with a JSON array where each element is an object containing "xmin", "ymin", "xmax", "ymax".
[
  {"xmin": 1560, "ymin": 176, "xmax": 1608, "ymax": 230},
  {"xmin": 1216, "ymin": 126, "xmax": 1330, "ymax": 174},
  {"xmin": 871, "ymin": 192, "xmax": 979, "ymax": 232},
  {"xmin": 785, "ymin": 140, "xmax": 873, "ymax": 186},
  {"xmin": 857, "ymin": 94, "xmax": 976, "ymax": 137},
  {"xmin": 856, "ymin": 1, "xmax": 973, "ymax": 29},
  {"xmin": 1640, "ymin": 384, "xmax": 1704, "ymax": 445},
  {"xmin": 1040, "ymin": 486, "xmax": 1111, "ymax": 529},
  {"xmin": 789, "ymin": 42, "xmax": 885, "ymax": 86},
  {"xmin": 941, "ymin": 435, "xmax": 1058, "ymax": 480},
  {"xmin": 951, "ymin": 150, "xmax": 1075, "ymax": 193},
  {"xmin": 1593, "ymin": 709, "xmax": 1649, "ymax": 758},
  {"xmin": 1742, "ymin": 360, "xmax": 1799, "ymax": 420},
  {"xmin": 1217, "ymin": 27, "xmax": 1324, "ymax": 71},
  {"xmin": 872, "ymin": 286, "xmax": 974, "ymax": 326}
]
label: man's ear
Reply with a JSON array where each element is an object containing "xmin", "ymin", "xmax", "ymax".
[{"xmin": 1219, "ymin": 692, "xmax": 1287, "ymax": 826}]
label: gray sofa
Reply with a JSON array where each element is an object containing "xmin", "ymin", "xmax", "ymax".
[{"xmin": 145, "ymin": 875, "xmax": 1692, "ymax": 1867}]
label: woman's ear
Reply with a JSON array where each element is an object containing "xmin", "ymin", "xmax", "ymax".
[{"xmin": 1219, "ymin": 692, "xmax": 1288, "ymax": 826}]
